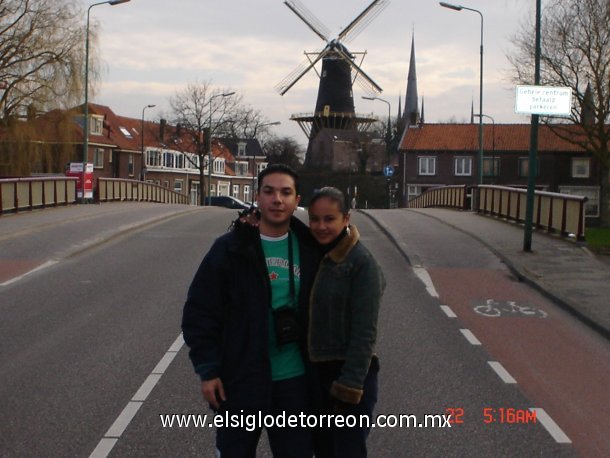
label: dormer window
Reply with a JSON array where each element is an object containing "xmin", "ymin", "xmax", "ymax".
[
  {"xmin": 90, "ymin": 115, "xmax": 104, "ymax": 135},
  {"xmin": 238, "ymin": 142, "xmax": 247, "ymax": 156}
]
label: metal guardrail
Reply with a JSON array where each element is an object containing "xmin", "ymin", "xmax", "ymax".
[
  {"xmin": 407, "ymin": 184, "xmax": 587, "ymax": 240},
  {"xmin": 407, "ymin": 185, "xmax": 469, "ymax": 209},
  {"xmin": 476, "ymin": 185, "xmax": 587, "ymax": 240},
  {"xmin": 97, "ymin": 178, "xmax": 189, "ymax": 205},
  {"xmin": 0, "ymin": 177, "xmax": 77, "ymax": 215}
]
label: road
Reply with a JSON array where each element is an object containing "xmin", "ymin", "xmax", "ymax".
[{"xmin": 0, "ymin": 206, "xmax": 607, "ymax": 456}]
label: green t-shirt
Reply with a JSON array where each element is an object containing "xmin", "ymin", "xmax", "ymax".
[{"xmin": 260, "ymin": 231, "xmax": 305, "ymax": 381}]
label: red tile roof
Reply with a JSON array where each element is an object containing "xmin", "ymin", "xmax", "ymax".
[{"xmin": 399, "ymin": 123, "xmax": 590, "ymax": 153}]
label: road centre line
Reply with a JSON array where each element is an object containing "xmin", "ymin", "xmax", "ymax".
[
  {"xmin": 460, "ymin": 329, "xmax": 482, "ymax": 345},
  {"xmin": 89, "ymin": 333, "xmax": 185, "ymax": 458},
  {"xmin": 530, "ymin": 408, "xmax": 572, "ymax": 443},
  {"xmin": 0, "ymin": 260, "xmax": 58, "ymax": 287},
  {"xmin": 412, "ymin": 267, "xmax": 439, "ymax": 298},
  {"xmin": 440, "ymin": 305, "xmax": 457, "ymax": 318},
  {"xmin": 488, "ymin": 361, "xmax": 517, "ymax": 384}
]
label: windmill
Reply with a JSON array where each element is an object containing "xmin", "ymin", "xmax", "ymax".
[{"xmin": 276, "ymin": 0, "xmax": 389, "ymax": 167}]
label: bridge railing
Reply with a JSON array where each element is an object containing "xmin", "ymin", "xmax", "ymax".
[
  {"xmin": 1, "ymin": 176, "xmax": 77, "ymax": 215},
  {"xmin": 476, "ymin": 185, "xmax": 587, "ymax": 240},
  {"xmin": 407, "ymin": 185, "xmax": 469, "ymax": 210},
  {"xmin": 97, "ymin": 178, "xmax": 189, "ymax": 205}
]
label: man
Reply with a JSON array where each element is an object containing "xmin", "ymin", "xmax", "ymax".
[{"xmin": 182, "ymin": 164, "xmax": 317, "ymax": 457}]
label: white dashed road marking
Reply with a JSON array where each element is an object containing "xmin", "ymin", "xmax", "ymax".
[
  {"xmin": 460, "ymin": 329, "xmax": 482, "ymax": 345},
  {"xmin": 488, "ymin": 361, "xmax": 517, "ymax": 384},
  {"xmin": 530, "ymin": 408, "xmax": 572, "ymax": 444},
  {"xmin": 89, "ymin": 333, "xmax": 184, "ymax": 458}
]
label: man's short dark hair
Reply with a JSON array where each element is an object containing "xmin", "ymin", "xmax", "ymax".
[{"xmin": 257, "ymin": 164, "xmax": 300, "ymax": 193}]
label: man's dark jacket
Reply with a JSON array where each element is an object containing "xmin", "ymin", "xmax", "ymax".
[{"xmin": 181, "ymin": 216, "xmax": 318, "ymax": 411}]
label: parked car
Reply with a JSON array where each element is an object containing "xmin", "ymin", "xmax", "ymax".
[{"xmin": 209, "ymin": 196, "xmax": 250, "ymax": 210}]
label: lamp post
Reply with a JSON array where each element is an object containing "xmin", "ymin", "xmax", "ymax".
[
  {"xmin": 207, "ymin": 92, "xmax": 235, "ymax": 205},
  {"xmin": 362, "ymin": 96, "xmax": 392, "ymax": 160},
  {"xmin": 82, "ymin": 0, "xmax": 131, "ymax": 202},
  {"xmin": 140, "ymin": 104, "xmax": 155, "ymax": 181},
  {"xmin": 440, "ymin": 2, "xmax": 484, "ymax": 185},
  {"xmin": 473, "ymin": 113, "xmax": 495, "ymax": 164},
  {"xmin": 251, "ymin": 121, "xmax": 281, "ymax": 201}
]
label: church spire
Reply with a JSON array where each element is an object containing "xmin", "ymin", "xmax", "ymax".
[{"xmin": 404, "ymin": 31, "xmax": 420, "ymax": 126}]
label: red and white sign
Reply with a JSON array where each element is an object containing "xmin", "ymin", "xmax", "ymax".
[{"xmin": 66, "ymin": 162, "xmax": 94, "ymax": 199}]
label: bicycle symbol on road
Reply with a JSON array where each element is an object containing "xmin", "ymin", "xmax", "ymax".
[{"xmin": 473, "ymin": 299, "xmax": 548, "ymax": 318}]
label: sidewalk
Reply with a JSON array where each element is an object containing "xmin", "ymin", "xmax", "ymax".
[{"xmin": 363, "ymin": 208, "xmax": 610, "ymax": 340}]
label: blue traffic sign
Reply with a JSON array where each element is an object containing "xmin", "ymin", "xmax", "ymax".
[{"xmin": 383, "ymin": 165, "xmax": 394, "ymax": 177}]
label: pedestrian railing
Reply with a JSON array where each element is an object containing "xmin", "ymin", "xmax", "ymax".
[
  {"xmin": 0, "ymin": 176, "xmax": 77, "ymax": 215},
  {"xmin": 407, "ymin": 185, "xmax": 469, "ymax": 210},
  {"xmin": 97, "ymin": 178, "xmax": 189, "ymax": 205},
  {"xmin": 476, "ymin": 185, "xmax": 587, "ymax": 240}
]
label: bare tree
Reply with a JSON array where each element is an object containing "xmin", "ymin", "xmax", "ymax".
[
  {"xmin": 508, "ymin": 0, "xmax": 610, "ymax": 227},
  {"xmin": 264, "ymin": 136, "xmax": 304, "ymax": 170},
  {"xmin": 170, "ymin": 80, "xmax": 242, "ymax": 205},
  {"xmin": 0, "ymin": 0, "xmax": 86, "ymax": 121}
]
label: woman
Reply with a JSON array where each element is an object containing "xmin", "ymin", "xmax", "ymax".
[{"xmin": 306, "ymin": 187, "xmax": 385, "ymax": 458}]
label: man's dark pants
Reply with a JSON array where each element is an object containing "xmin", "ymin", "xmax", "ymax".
[{"xmin": 216, "ymin": 375, "xmax": 313, "ymax": 457}]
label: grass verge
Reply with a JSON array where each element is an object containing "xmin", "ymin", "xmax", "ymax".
[{"xmin": 585, "ymin": 227, "xmax": 610, "ymax": 255}]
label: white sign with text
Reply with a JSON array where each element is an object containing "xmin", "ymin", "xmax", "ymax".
[{"xmin": 515, "ymin": 85, "xmax": 572, "ymax": 116}]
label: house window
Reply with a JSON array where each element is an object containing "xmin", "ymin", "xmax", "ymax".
[
  {"xmin": 518, "ymin": 157, "xmax": 539, "ymax": 178},
  {"xmin": 163, "ymin": 152, "xmax": 174, "ymax": 168},
  {"xmin": 90, "ymin": 115, "xmax": 104, "ymax": 135},
  {"xmin": 244, "ymin": 185, "xmax": 251, "ymax": 203},
  {"xmin": 214, "ymin": 158, "xmax": 225, "ymax": 174},
  {"xmin": 210, "ymin": 184, "xmax": 216, "ymax": 197},
  {"xmin": 119, "ymin": 126, "xmax": 133, "ymax": 139},
  {"xmin": 128, "ymin": 153, "xmax": 134, "ymax": 176},
  {"xmin": 218, "ymin": 182, "xmax": 230, "ymax": 196},
  {"xmin": 94, "ymin": 148, "xmax": 105, "ymax": 168},
  {"xmin": 418, "ymin": 157, "xmax": 436, "ymax": 175},
  {"xmin": 559, "ymin": 186, "xmax": 600, "ymax": 217},
  {"xmin": 232, "ymin": 184, "xmax": 240, "ymax": 197},
  {"xmin": 571, "ymin": 158, "xmax": 590, "ymax": 178},
  {"xmin": 176, "ymin": 154, "xmax": 184, "ymax": 169},
  {"xmin": 483, "ymin": 157, "xmax": 500, "ymax": 177},
  {"xmin": 238, "ymin": 142, "xmax": 247, "ymax": 156},
  {"xmin": 235, "ymin": 161, "xmax": 248, "ymax": 176},
  {"xmin": 174, "ymin": 180, "xmax": 183, "ymax": 194},
  {"xmin": 454, "ymin": 157, "xmax": 472, "ymax": 176}
]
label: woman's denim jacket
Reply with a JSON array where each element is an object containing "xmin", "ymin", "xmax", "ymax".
[{"xmin": 308, "ymin": 224, "xmax": 385, "ymax": 404}]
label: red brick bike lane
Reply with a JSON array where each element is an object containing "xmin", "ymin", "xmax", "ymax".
[{"xmin": 427, "ymin": 266, "xmax": 610, "ymax": 457}]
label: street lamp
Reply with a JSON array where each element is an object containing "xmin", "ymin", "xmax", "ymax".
[
  {"xmin": 82, "ymin": 0, "xmax": 131, "ymax": 202},
  {"xmin": 140, "ymin": 104, "xmax": 156, "ymax": 181},
  {"xmin": 362, "ymin": 96, "xmax": 392, "ymax": 160},
  {"xmin": 207, "ymin": 92, "xmax": 235, "ymax": 205},
  {"xmin": 250, "ymin": 121, "xmax": 281, "ymax": 202},
  {"xmin": 440, "ymin": 1, "xmax": 484, "ymax": 185}
]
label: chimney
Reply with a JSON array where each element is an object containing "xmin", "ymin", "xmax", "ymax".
[{"xmin": 159, "ymin": 118, "xmax": 166, "ymax": 141}]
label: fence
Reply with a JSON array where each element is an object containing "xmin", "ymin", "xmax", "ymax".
[
  {"xmin": 0, "ymin": 177, "xmax": 77, "ymax": 214},
  {"xmin": 407, "ymin": 185, "xmax": 469, "ymax": 210},
  {"xmin": 97, "ymin": 178, "xmax": 189, "ymax": 205},
  {"xmin": 476, "ymin": 185, "xmax": 587, "ymax": 240},
  {"xmin": 407, "ymin": 184, "xmax": 587, "ymax": 240}
]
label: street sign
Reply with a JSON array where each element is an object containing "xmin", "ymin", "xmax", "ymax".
[
  {"xmin": 515, "ymin": 85, "xmax": 572, "ymax": 116},
  {"xmin": 383, "ymin": 165, "xmax": 394, "ymax": 177}
]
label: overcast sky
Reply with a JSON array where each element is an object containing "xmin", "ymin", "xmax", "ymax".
[{"xmin": 83, "ymin": 0, "xmax": 536, "ymax": 146}]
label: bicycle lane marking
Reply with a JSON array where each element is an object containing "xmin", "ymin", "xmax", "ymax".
[
  {"xmin": 427, "ymin": 266, "xmax": 610, "ymax": 457},
  {"xmin": 89, "ymin": 333, "xmax": 185, "ymax": 458}
]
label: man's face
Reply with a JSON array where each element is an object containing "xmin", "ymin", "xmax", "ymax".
[{"xmin": 256, "ymin": 172, "xmax": 300, "ymax": 227}]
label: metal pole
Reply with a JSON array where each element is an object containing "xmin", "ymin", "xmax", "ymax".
[
  {"xmin": 141, "ymin": 104, "xmax": 155, "ymax": 182},
  {"xmin": 82, "ymin": 0, "xmax": 131, "ymax": 203},
  {"xmin": 207, "ymin": 92, "xmax": 234, "ymax": 206},
  {"xmin": 523, "ymin": 0, "xmax": 542, "ymax": 252},
  {"xmin": 439, "ymin": 3, "xmax": 484, "ymax": 185}
]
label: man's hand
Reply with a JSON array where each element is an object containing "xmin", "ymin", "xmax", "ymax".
[{"xmin": 201, "ymin": 378, "xmax": 226, "ymax": 410}]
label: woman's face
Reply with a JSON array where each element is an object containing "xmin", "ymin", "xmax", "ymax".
[{"xmin": 308, "ymin": 196, "xmax": 350, "ymax": 245}]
